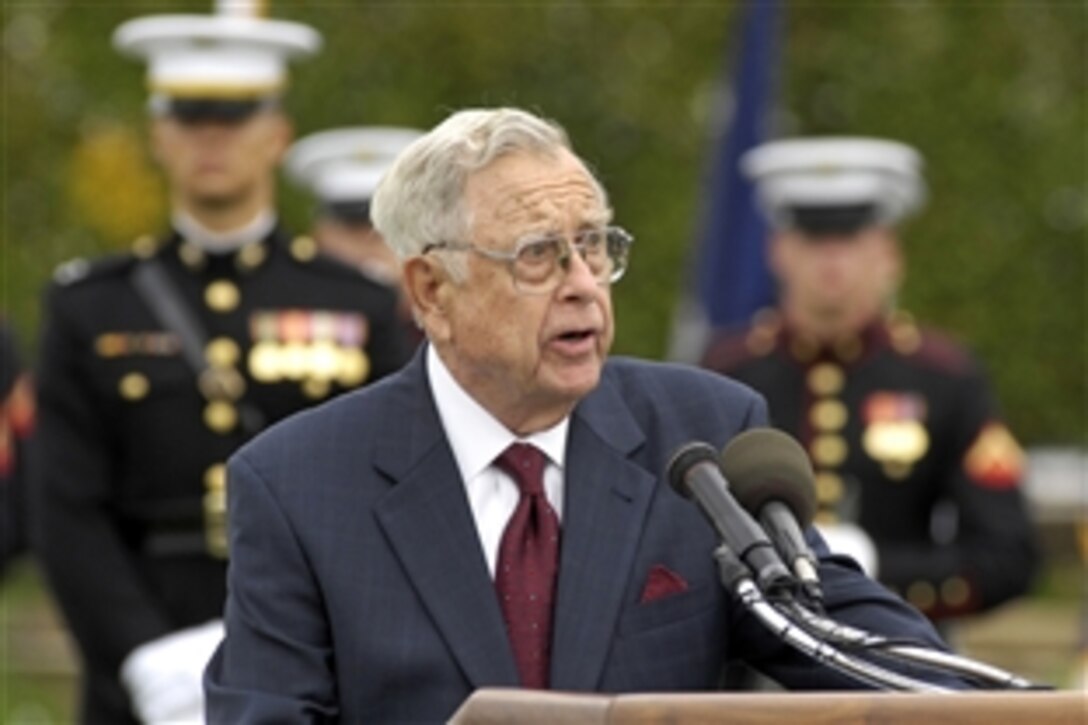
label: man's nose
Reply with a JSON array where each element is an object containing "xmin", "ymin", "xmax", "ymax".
[{"xmin": 557, "ymin": 246, "xmax": 601, "ymax": 295}]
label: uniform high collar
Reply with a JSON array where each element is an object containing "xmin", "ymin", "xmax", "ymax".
[{"xmin": 172, "ymin": 210, "xmax": 278, "ymax": 254}]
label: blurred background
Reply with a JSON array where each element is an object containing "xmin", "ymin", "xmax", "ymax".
[{"xmin": 2, "ymin": 2, "xmax": 1084, "ymax": 720}]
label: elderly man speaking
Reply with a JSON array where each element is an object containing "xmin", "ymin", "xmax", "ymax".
[{"xmin": 205, "ymin": 107, "xmax": 963, "ymax": 722}]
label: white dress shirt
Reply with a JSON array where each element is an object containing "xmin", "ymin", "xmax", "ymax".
[{"xmin": 426, "ymin": 345, "xmax": 567, "ymax": 578}]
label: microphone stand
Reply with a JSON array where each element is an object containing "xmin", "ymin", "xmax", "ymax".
[
  {"xmin": 713, "ymin": 545, "xmax": 954, "ymax": 693},
  {"xmin": 779, "ymin": 599, "xmax": 1040, "ymax": 690}
]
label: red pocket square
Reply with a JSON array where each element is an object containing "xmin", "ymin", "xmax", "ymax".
[{"xmin": 639, "ymin": 564, "xmax": 689, "ymax": 603}]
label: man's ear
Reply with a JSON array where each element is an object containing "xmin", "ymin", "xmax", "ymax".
[
  {"xmin": 884, "ymin": 235, "xmax": 905, "ymax": 291},
  {"xmin": 147, "ymin": 117, "xmax": 166, "ymax": 166},
  {"xmin": 266, "ymin": 112, "xmax": 294, "ymax": 163},
  {"xmin": 403, "ymin": 255, "xmax": 454, "ymax": 343},
  {"xmin": 767, "ymin": 232, "xmax": 789, "ymax": 277}
]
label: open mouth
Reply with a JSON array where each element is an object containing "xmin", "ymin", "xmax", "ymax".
[{"xmin": 557, "ymin": 328, "xmax": 595, "ymax": 343}]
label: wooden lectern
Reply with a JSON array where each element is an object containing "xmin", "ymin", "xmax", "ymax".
[{"xmin": 449, "ymin": 687, "xmax": 1087, "ymax": 724}]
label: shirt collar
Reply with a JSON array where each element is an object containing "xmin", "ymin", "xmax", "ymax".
[{"xmin": 426, "ymin": 345, "xmax": 569, "ymax": 481}]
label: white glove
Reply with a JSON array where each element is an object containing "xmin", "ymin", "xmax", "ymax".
[
  {"xmin": 120, "ymin": 619, "xmax": 224, "ymax": 724},
  {"xmin": 816, "ymin": 522, "xmax": 880, "ymax": 578}
]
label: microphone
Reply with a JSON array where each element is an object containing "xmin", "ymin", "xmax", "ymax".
[
  {"xmin": 667, "ymin": 442, "xmax": 794, "ymax": 596},
  {"xmin": 720, "ymin": 428, "xmax": 823, "ymax": 603}
]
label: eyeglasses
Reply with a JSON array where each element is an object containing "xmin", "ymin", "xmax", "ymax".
[{"xmin": 423, "ymin": 225, "xmax": 634, "ymax": 295}]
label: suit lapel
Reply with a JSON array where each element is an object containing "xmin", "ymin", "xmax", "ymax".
[
  {"xmin": 372, "ymin": 350, "xmax": 519, "ymax": 688},
  {"xmin": 550, "ymin": 372, "xmax": 656, "ymax": 690}
]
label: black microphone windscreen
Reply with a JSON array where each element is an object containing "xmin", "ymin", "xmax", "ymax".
[
  {"xmin": 666, "ymin": 441, "xmax": 721, "ymax": 499},
  {"xmin": 720, "ymin": 428, "xmax": 817, "ymax": 525}
]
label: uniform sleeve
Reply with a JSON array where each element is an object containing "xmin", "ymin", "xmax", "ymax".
[
  {"xmin": 30, "ymin": 286, "xmax": 173, "ymax": 672},
  {"xmin": 0, "ymin": 324, "xmax": 33, "ymax": 573},
  {"xmin": 878, "ymin": 366, "xmax": 1040, "ymax": 618},
  {"xmin": 204, "ymin": 452, "xmax": 338, "ymax": 722},
  {"xmin": 732, "ymin": 537, "xmax": 970, "ymax": 690}
]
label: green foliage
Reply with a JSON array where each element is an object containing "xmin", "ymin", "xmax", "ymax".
[{"xmin": 1, "ymin": 1, "xmax": 1084, "ymax": 443}]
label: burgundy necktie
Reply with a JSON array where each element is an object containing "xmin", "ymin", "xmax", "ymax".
[{"xmin": 494, "ymin": 443, "xmax": 559, "ymax": 689}]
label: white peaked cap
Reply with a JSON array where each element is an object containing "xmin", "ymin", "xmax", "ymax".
[
  {"xmin": 741, "ymin": 137, "xmax": 926, "ymax": 228},
  {"xmin": 285, "ymin": 127, "xmax": 426, "ymax": 203},
  {"xmin": 112, "ymin": 10, "xmax": 322, "ymax": 98}
]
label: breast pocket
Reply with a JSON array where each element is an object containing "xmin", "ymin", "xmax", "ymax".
[{"xmin": 605, "ymin": 585, "xmax": 728, "ymax": 691}]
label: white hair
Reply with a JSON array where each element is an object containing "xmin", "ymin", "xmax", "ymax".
[{"xmin": 371, "ymin": 107, "xmax": 607, "ymax": 280}]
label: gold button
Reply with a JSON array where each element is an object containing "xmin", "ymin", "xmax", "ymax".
[
  {"xmin": 941, "ymin": 577, "xmax": 971, "ymax": 607},
  {"xmin": 204, "ymin": 463, "xmax": 227, "ymax": 492},
  {"xmin": 810, "ymin": 434, "xmax": 848, "ymax": 467},
  {"xmin": 835, "ymin": 336, "xmax": 863, "ymax": 362},
  {"xmin": 807, "ymin": 363, "xmax": 844, "ymax": 396},
  {"xmin": 889, "ymin": 312, "xmax": 922, "ymax": 355},
  {"xmin": 236, "ymin": 242, "xmax": 267, "ymax": 270},
  {"xmin": 205, "ymin": 280, "xmax": 240, "ymax": 312},
  {"xmin": 906, "ymin": 581, "xmax": 937, "ymax": 611},
  {"xmin": 291, "ymin": 235, "xmax": 318, "ymax": 262},
  {"xmin": 198, "ymin": 367, "xmax": 246, "ymax": 401},
  {"xmin": 203, "ymin": 401, "xmax": 238, "ymax": 434},
  {"xmin": 203, "ymin": 464, "xmax": 229, "ymax": 559},
  {"xmin": 810, "ymin": 399, "xmax": 848, "ymax": 431},
  {"xmin": 248, "ymin": 341, "xmax": 281, "ymax": 382},
  {"xmin": 118, "ymin": 372, "xmax": 150, "ymax": 401},
  {"xmin": 178, "ymin": 241, "xmax": 206, "ymax": 269},
  {"xmin": 337, "ymin": 348, "xmax": 370, "ymax": 387},
  {"xmin": 132, "ymin": 235, "xmax": 157, "ymax": 259},
  {"xmin": 814, "ymin": 472, "xmax": 844, "ymax": 505},
  {"xmin": 205, "ymin": 337, "xmax": 241, "ymax": 368}
]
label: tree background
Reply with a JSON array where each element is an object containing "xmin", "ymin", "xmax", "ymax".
[{"xmin": 3, "ymin": 1, "xmax": 1085, "ymax": 445}]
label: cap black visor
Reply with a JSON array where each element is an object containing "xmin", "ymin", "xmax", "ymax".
[
  {"xmin": 322, "ymin": 200, "xmax": 373, "ymax": 226},
  {"xmin": 156, "ymin": 98, "xmax": 277, "ymax": 124},
  {"xmin": 788, "ymin": 203, "xmax": 879, "ymax": 237}
]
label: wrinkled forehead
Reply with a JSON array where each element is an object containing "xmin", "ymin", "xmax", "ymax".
[{"xmin": 467, "ymin": 150, "xmax": 611, "ymax": 234}]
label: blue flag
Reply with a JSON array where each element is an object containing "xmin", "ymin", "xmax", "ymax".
[{"xmin": 696, "ymin": 0, "xmax": 782, "ymax": 332}]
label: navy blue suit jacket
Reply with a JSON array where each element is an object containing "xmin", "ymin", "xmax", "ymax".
[{"xmin": 206, "ymin": 349, "xmax": 953, "ymax": 722}]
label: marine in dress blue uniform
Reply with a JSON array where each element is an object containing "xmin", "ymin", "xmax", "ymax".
[
  {"xmin": 30, "ymin": 5, "xmax": 409, "ymax": 723},
  {"xmin": 285, "ymin": 125, "xmax": 426, "ymax": 347},
  {"xmin": 701, "ymin": 138, "xmax": 1039, "ymax": 624}
]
